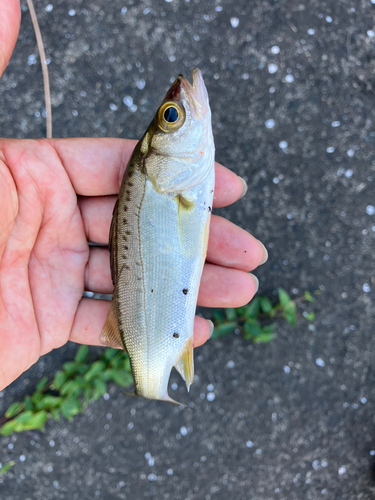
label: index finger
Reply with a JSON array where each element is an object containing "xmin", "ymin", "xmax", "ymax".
[{"xmin": 48, "ymin": 138, "xmax": 245, "ymax": 208}]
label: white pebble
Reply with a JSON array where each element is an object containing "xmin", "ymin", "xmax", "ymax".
[
  {"xmin": 103, "ymin": 393, "xmax": 110, "ymax": 400},
  {"xmin": 273, "ymin": 177, "xmax": 280, "ymax": 184},
  {"xmin": 226, "ymin": 360, "xmax": 235, "ymax": 369},
  {"xmin": 361, "ymin": 397, "xmax": 367, "ymax": 404},
  {"xmin": 121, "ymin": 7, "xmax": 127, "ymax": 15},
  {"xmin": 45, "ymin": 4, "xmax": 53, "ymax": 12},
  {"xmin": 346, "ymin": 149, "xmax": 354, "ymax": 157},
  {"xmin": 28, "ymin": 54, "xmax": 37, "ymax": 65},
  {"xmin": 363, "ymin": 283, "xmax": 371, "ymax": 293},
  {"xmin": 367, "ymin": 30, "xmax": 375, "ymax": 38},
  {"xmin": 246, "ymin": 440, "xmax": 254, "ymax": 448},
  {"xmin": 171, "ymin": 382, "xmax": 178, "ymax": 390},
  {"xmin": 127, "ymin": 422, "xmax": 134, "ymax": 430},
  {"xmin": 49, "ymin": 440, "xmax": 55, "ymax": 447},
  {"xmin": 129, "ymin": 104, "xmax": 138, "ymax": 113},
  {"xmin": 207, "ymin": 384, "xmax": 214, "ymax": 391},
  {"xmin": 326, "ymin": 146, "xmax": 335, "ymax": 153},
  {"xmin": 215, "ymin": 6, "xmax": 223, "ymax": 12},
  {"xmin": 338, "ymin": 465, "xmax": 346, "ymax": 475},
  {"xmin": 326, "ymin": 16, "xmax": 332, "ymax": 22},
  {"xmin": 207, "ymin": 392, "xmax": 215, "ymax": 402},
  {"xmin": 345, "ymin": 169, "xmax": 353, "ymax": 178},
  {"xmin": 285, "ymin": 74, "xmax": 294, "ymax": 83},
  {"xmin": 230, "ymin": 17, "xmax": 239, "ymax": 28},
  {"xmin": 180, "ymin": 426, "xmax": 188, "ymax": 436},
  {"xmin": 241, "ymin": 73, "xmax": 249, "ymax": 80},
  {"xmin": 269, "ymin": 86, "xmax": 276, "ymax": 93},
  {"xmin": 265, "ymin": 119, "xmax": 275, "ymax": 129},
  {"xmin": 316, "ymin": 358, "xmax": 325, "ymax": 367},
  {"xmin": 8, "ymin": 444, "xmax": 13, "ymax": 450},
  {"xmin": 68, "ymin": 9, "xmax": 76, "ymax": 16},
  {"xmin": 148, "ymin": 473, "xmax": 157, "ymax": 481},
  {"xmin": 370, "ymin": 450, "xmax": 375, "ymax": 456},
  {"xmin": 268, "ymin": 63, "xmax": 278, "ymax": 74},
  {"xmin": 283, "ymin": 366, "xmax": 291, "ymax": 374},
  {"xmin": 271, "ymin": 45, "xmax": 280, "ymax": 54},
  {"xmin": 307, "ymin": 28, "xmax": 315, "ymax": 35},
  {"xmin": 148, "ymin": 457, "xmax": 154, "ymax": 466},
  {"xmin": 136, "ymin": 79, "xmax": 146, "ymax": 90},
  {"xmin": 19, "ymin": 455, "xmax": 26, "ymax": 462},
  {"xmin": 331, "ymin": 121, "xmax": 340, "ymax": 127},
  {"xmin": 123, "ymin": 96, "xmax": 133, "ymax": 107},
  {"xmin": 366, "ymin": 205, "xmax": 375, "ymax": 215},
  {"xmin": 165, "ymin": 0, "xmax": 173, "ymax": 3},
  {"xmin": 167, "ymin": 468, "xmax": 173, "ymax": 475},
  {"xmin": 279, "ymin": 140, "xmax": 288, "ymax": 149},
  {"xmin": 321, "ymin": 459, "xmax": 328, "ymax": 467},
  {"xmin": 109, "ymin": 103, "xmax": 118, "ymax": 111}
]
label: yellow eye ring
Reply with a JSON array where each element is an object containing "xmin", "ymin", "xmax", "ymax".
[{"xmin": 157, "ymin": 102, "xmax": 185, "ymax": 133}]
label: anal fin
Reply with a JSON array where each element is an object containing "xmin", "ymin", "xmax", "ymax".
[
  {"xmin": 174, "ymin": 339, "xmax": 194, "ymax": 391},
  {"xmin": 100, "ymin": 297, "xmax": 125, "ymax": 350}
]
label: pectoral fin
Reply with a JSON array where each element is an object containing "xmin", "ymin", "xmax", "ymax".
[
  {"xmin": 100, "ymin": 297, "xmax": 125, "ymax": 350},
  {"xmin": 174, "ymin": 339, "xmax": 194, "ymax": 391}
]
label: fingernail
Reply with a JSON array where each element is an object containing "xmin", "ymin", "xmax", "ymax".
[
  {"xmin": 207, "ymin": 320, "xmax": 214, "ymax": 339},
  {"xmin": 250, "ymin": 274, "xmax": 259, "ymax": 293},
  {"xmin": 259, "ymin": 241, "xmax": 268, "ymax": 265},
  {"xmin": 238, "ymin": 176, "xmax": 248, "ymax": 199}
]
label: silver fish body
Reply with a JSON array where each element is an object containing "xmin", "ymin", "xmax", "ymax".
[{"xmin": 101, "ymin": 69, "xmax": 215, "ymax": 403}]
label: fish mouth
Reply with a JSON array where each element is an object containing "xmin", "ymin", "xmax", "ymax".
[{"xmin": 165, "ymin": 68, "xmax": 209, "ymax": 111}]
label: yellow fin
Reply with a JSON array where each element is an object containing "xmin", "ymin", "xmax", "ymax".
[
  {"xmin": 174, "ymin": 339, "xmax": 194, "ymax": 391},
  {"xmin": 100, "ymin": 298, "xmax": 125, "ymax": 350}
]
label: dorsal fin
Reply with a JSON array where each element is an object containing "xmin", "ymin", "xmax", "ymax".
[
  {"xmin": 174, "ymin": 339, "xmax": 194, "ymax": 391},
  {"xmin": 100, "ymin": 297, "xmax": 125, "ymax": 350}
]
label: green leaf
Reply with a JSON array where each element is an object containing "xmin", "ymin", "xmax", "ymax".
[
  {"xmin": 51, "ymin": 409, "xmax": 61, "ymax": 421},
  {"xmin": 24, "ymin": 396, "xmax": 33, "ymax": 412},
  {"xmin": 60, "ymin": 397, "xmax": 82, "ymax": 421},
  {"xmin": 259, "ymin": 296, "xmax": 273, "ymax": 314},
  {"xmin": 303, "ymin": 311, "xmax": 315, "ymax": 321},
  {"xmin": 304, "ymin": 291, "xmax": 315, "ymax": 303},
  {"xmin": 21, "ymin": 411, "xmax": 48, "ymax": 431},
  {"xmin": 278, "ymin": 288, "xmax": 291, "ymax": 307},
  {"xmin": 243, "ymin": 320, "xmax": 263, "ymax": 340},
  {"xmin": 212, "ymin": 309, "xmax": 226, "ymax": 323},
  {"xmin": 107, "ymin": 368, "xmax": 133, "ymax": 388},
  {"xmin": 75, "ymin": 345, "xmax": 89, "ymax": 363},
  {"xmin": 261, "ymin": 323, "xmax": 276, "ymax": 334},
  {"xmin": 63, "ymin": 361, "xmax": 82, "ymax": 377},
  {"xmin": 211, "ymin": 321, "xmax": 237, "ymax": 338},
  {"xmin": 14, "ymin": 411, "xmax": 34, "ymax": 424},
  {"xmin": 84, "ymin": 361, "xmax": 106, "ymax": 382},
  {"xmin": 52, "ymin": 371, "xmax": 67, "ymax": 390},
  {"xmin": 32, "ymin": 392, "xmax": 43, "ymax": 405},
  {"xmin": 5, "ymin": 402, "xmax": 23, "ymax": 419},
  {"xmin": 253, "ymin": 333, "xmax": 276, "ymax": 344},
  {"xmin": 242, "ymin": 297, "xmax": 260, "ymax": 319},
  {"xmin": 283, "ymin": 300, "xmax": 297, "ymax": 326},
  {"xmin": 0, "ymin": 420, "xmax": 18, "ymax": 436},
  {"xmin": 103, "ymin": 348, "xmax": 119, "ymax": 362},
  {"xmin": 60, "ymin": 380, "xmax": 84, "ymax": 397},
  {"xmin": 92, "ymin": 379, "xmax": 107, "ymax": 400},
  {"xmin": 0, "ymin": 461, "xmax": 15, "ymax": 474},
  {"xmin": 35, "ymin": 396, "xmax": 63, "ymax": 411},
  {"xmin": 36, "ymin": 377, "xmax": 48, "ymax": 392},
  {"xmin": 225, "ymin": 308, "xmax": 237, "ymax": 321}
]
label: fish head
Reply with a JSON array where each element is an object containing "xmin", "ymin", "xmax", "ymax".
[{"xmin": 143, "ymin": 68, "xmax": 215, "ymax": 193}]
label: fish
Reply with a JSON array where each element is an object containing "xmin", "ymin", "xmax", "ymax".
[{"xmin": 100, "ymin": 68, "xmax": 215, "ymax": 404}]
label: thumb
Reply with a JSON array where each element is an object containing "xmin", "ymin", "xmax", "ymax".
[{"xmin": 0, "ymin": 0, "xmax": 21, "ymax": 77}]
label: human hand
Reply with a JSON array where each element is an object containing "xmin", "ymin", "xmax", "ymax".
[{"xmin": 0, "ymin": 138, "xmax": 266, "ymax": 390}]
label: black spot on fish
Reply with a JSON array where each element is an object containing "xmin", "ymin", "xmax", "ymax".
[
  {"xmin": 244, "ymin": 250, "xmax": 247, "ymax": 253},
  {"xmin": 126, "ymin": 230, "xmax": 131, "ymax": 235},
  {"xmin": 173, "ymin": 333, "xmax": 180, "ymax": 338},
  {"xmin": 123, "ymin": 206, "xmax": 128, "ymax": 212},
  {"xmin": 123, "ymin": 218, "xmax": 127, "ymax": 224},
  {"xmin": 151, "ymin": 289, "xmax": 154, "ymax": 293},
  {"xmin": 122, "ymin": 235, "xmax": 127, "ymax": 241},
  {"xmin": 126, "ymin": 190, "xmax": 131, "ymax": 195},
  {"xmin": 128, "ymin": 182, "xmax": 133, "ymax": 187},
  {"xmin": 208, "ymin": 206, "xmax": 211, "ymax": 212},
  {"xmin": 210, "ymin": 190, "xmax": 213, "ymax": 193},
  {"xmin": 182, "ymin": 289, "xmax": 188, "ymax": 295},
  {"xmin": 125, "ymin": 245, "xmax": 128, "ymax": 250}
]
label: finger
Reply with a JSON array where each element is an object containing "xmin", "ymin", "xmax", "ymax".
[
  {"xmin": 198, "ymin": 263, "xmax": 258, "ymax": 308},
  {"xmin": 0, "ymin": 0, "xmax": 21, "ymax": 77},
  {"xmin": 0, "ymin": 162, "xmax": 18, "ymax": 262},
  {"xmin": 46, "ymin": 139, "xmax": 245, "ymax": 206},
  {"xmin": 78, "ymin": 195, "xmax": 116, "ymax": 244},
  {"xmin": 79, "ymin": 197, "xmax": 267, "ymax": 272},
  {"xmin": 206, "ymin": 215, "xmax": 267, "ymax": 271},
  {"xmin": 84, "ymin": 245, "xmax": 257, "ymax": 308},
  {"xmin": 70, "ymin": 298, "xmax": 213, "ymax": 348}
]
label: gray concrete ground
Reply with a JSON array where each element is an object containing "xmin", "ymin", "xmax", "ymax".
[{"xmin": 1, "ymin": 0, "xmax": 375, "ymax": 498}]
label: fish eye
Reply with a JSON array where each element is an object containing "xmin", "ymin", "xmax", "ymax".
[
  {"xmin": 157, "ymin": 102, "xmax": 185, "ymax": 132},
  {"xmin": 164, "ymin": 106, "xmax": 179, "ymax": 123}
]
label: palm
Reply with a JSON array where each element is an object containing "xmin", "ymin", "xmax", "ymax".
[{"xmin": 0, "ymin": 138, "xmax": 264, "ymax": 391}]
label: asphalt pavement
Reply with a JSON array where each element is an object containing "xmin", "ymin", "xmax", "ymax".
[{"xmin": 0, "ymin": 0, "xmax": 375, "ymax": 499}]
